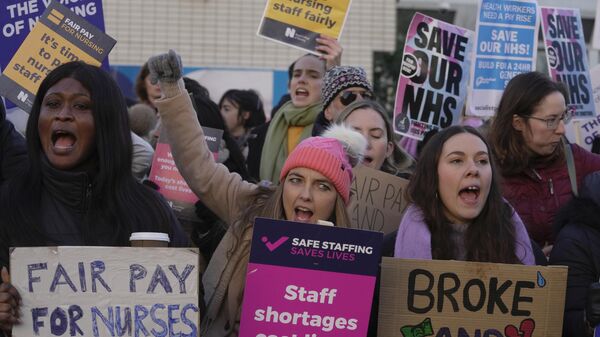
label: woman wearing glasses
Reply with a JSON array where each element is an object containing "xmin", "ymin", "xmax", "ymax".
[{"xmin": 489, "ymin": 71, "xmax": 600, "ymax": 254}]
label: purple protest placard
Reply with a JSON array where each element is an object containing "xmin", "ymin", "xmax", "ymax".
[
  {"xmin": 393, "ymin": 12, "xmax": 473, "ymax": 141},
  {"xmin": 239, "ymin": 218, "xmax": 382, "ymax": 337},
  {"xmin": 540, "ymin": 7, "xmax": 595, "ymax": 118}
]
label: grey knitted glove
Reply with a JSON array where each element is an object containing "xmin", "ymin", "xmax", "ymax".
[
  {"xmin": 148, "ymin": 49, "xmax": 182, "ymax": 83},
  {"xmin": 147, "ymin": 50, "xmax": 185, "ymax": 98}
]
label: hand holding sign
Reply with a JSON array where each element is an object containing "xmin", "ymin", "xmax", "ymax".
[
  {"xmin": 316, "ymin": 35, "xmax": 343, "ymax": 70},
  {"xmin": 0, "ymin": 267, "xmax": 21, "ymax": 332}
]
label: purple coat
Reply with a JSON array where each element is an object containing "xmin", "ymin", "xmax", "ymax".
[{"xmin": 394, "ymin": 204, "xmax": 535, "ymax": 265}]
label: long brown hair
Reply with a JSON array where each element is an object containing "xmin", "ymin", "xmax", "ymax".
[
  {"xmin": 489, "ymin": 71, "xmax": 568, "ymax": 176},
  {"xmin": 134, "ymin": 63, "xmax": 152, "ymax": 105},
  {"xmin": 408, "ymin": 126, "xmax": 520, "ymax": 263}
]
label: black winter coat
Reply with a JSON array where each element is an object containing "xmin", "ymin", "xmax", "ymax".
[
  {"xmin": 0, "ymin": 111, "xmax": 27, "ymax": 184},
  {"xmin": 0, "ymin": 159, "xmax": 189, "ymax": 268},
  {"xmin": 550, "ymin": 197, "xmax": 600, "ymax": 337}
]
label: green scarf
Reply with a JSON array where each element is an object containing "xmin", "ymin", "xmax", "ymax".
[{"xmin": 259, "ymin": 100, "xmax": 322, "ymax": 182}]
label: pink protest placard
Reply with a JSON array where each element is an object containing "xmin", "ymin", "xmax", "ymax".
[
  {"xmin": 393, "ymin": 12, "xmax": 473, "ymax": 141},
  {"xmin": 239, "ymin": 218, "xmax": 382, "ymax": 337},
  {"xmin": 148, "ymin": 126, "xmax": 222, "ymax": 221}
]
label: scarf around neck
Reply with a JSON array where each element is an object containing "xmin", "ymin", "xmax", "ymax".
[
  {"xmin": 394, "ymin": 204, "xmax": 535, "ymax": 265},
  {"xmin": 259, "ymin": 100, "xmax": 322, "ymax": 182}
]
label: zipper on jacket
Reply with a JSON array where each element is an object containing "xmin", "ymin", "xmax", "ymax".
[
  {"xmin": 548, "ymin": 178, "xmax": 554, "ymax": 195},
  {"xmin": 531, "ymin": 169, "xmax": 542, "ymax": 181},
  {"xmin": 83, "ymin": 183, "xmax": 92, "ymax": 212}
]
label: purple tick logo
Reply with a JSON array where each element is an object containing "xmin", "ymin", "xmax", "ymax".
[{"xmin": 261, "ymin": 236, "xmax": 289, "ymax": 252}]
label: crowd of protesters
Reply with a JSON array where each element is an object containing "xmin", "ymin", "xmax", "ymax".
[{"xmin": 0, "ymin": 35, "xmax": 600, "ymax": 337}]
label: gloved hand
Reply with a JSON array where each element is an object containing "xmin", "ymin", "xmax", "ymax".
[
  {"xmin": 586, "ymin": 282, "xmax": 600, "ymax": 326},
  {"xmin": 147, "ymin": 49, "xmax": 185, "ymax": 99}
]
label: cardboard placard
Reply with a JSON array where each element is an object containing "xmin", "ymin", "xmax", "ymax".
[
  {"xmin": 348, "ymin": 165, "xmax": 409, "ymax": 234},
  {"xmin": 257, "ymin": 0, "xmax": 352, "ymax": 54},
  {"xmin": 10, "ymin": 246, "xmax": 200, "ymax": 337},
  {"xmin": 378, "ymin": 258, "xmax": 567, "ymax": 337},
  {"xmin": 148, "ymin": 126, "xmax": 223, "ymax": 221},
  {"xmin": 540, "ymin": 7, "xmax": 596, "ymax": 119},
  {"xmin": 468, "ymin": 0, "xmax": 539, "ymax": 117},
  {"xmin": 393, "ymin": 13, "xmax": 473, "ymax": 141},
  {"xmin": 0, "ymin": 0, "xmax": 115, "ymax": 112},
  {"xmin": 239, "ymin": 218, "xmax": 383, "ymax": 336}
]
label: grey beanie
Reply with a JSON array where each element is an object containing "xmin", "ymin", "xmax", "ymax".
[{"xmin": 321, "ymin": 66, "xmax": 373, "ymax": 109}]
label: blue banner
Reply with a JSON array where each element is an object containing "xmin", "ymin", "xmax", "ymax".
[{"xmin": 468, "ymin": 0, "xmax": 539, "ymax": 117}]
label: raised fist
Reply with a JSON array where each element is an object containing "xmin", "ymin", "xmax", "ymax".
[{"xmin": 147, "ymin": 49, "xmax": 183, "ymax": 84}]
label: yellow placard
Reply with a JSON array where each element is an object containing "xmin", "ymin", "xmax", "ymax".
[
  {"xmin": 3, "ymin": 21, "xmax": 100, "ymax": 94},
  {"xmin": 264, "ymin": 0, "xmax": 350, "ymax": 36}
]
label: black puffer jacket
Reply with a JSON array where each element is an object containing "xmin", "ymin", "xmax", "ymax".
[
  {"xmin": 0, "ymin": 158, "xmax": 190, "ymax": 268},
  {"xmin": 550, "ymin": 172, "xmax": 600, "ymax": 337}
]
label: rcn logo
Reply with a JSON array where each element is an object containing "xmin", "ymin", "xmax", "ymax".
[
  {"xmin": 284, "ymin": 27, "xmax": 296, "ymax": 38},
  {"xmin": 17, "ymin": 91, "xmax": 28, "ymax": 103}
]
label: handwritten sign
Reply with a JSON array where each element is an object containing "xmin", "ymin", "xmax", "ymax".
[
  {"xmin": 468, "ymin": 0, "xmax": 539, "ymax": 117},
  {"xmin": 541, "ymin": 7, "xmax": 595, "ymax": 118},
  {"xmin": 378, "ymin": 258, "xmax": 567, "ymax": 337},
  {"xmin": 0, "ymin": 1, "xmax": 115, "ymax": 111},
  {"xmin": 149, "ymin": 125, "xmax": 223, "ymax": 221},
  {"xmin": 11, "ymin": 246, "xmax": 200, "ymax": 337},
  {"xmin": 348, "ymin": 165, "xmax": 408, "ymax": 234},
  {"xmin": 393, "ymin": 13, "xmax": 473, "ymax": 140},
  {"xmin": 239, "ymin": 218, "xmax": 382, "ymax": 336},
  {"xmin": 257, "ymin": 0, "xmax": 352, "ymax": 54}
]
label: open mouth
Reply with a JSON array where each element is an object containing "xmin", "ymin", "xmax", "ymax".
[
  {"xmin": 295, "ymin": 88, "xmax": 309, "ymax": 98},
  {"xmin": 51, "ymin": 130, "xmax": 77, "ymax": 151},
  {"xmin": 458, "ymin": 185, "xmax": 480, "ymax": 205},
  {"xmin": 363, "ymin": 156, "xmax": 374, "ymax": 165},
  {"xmin": 294, "ymin": 206, "xmax": 313, "ymax": 222}
]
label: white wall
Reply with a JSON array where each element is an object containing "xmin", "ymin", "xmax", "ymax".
[{"xmin": 102, "ymin": 0, "xmax": 397, "ymax": 77}]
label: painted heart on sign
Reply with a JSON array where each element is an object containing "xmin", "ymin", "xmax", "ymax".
[{"xmin": 504, "ymin": 318, "xmax": 535, "ymax": 337}]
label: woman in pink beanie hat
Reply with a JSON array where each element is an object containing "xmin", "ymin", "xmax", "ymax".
[{"xmin": 147, "ymin": 50, "xmax": 366, "ymax": 337}]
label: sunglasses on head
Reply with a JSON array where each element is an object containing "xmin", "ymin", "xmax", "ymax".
[{"xmin": 339, "ymin": 90, "xmax": 374, "ymax": 106}]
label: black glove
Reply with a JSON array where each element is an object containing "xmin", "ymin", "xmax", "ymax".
[
  {"xmin": 586, "ymin": 282, "xmax": 600, "ymax": 326},
  {"xmin": 147, "ymin": 49, "xmax": 183, "ymax": 84}
]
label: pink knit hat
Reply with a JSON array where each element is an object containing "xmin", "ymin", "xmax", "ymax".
[{"xmin": 279, "ymin": 125, "xmax": 367, "ymax": 205}]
